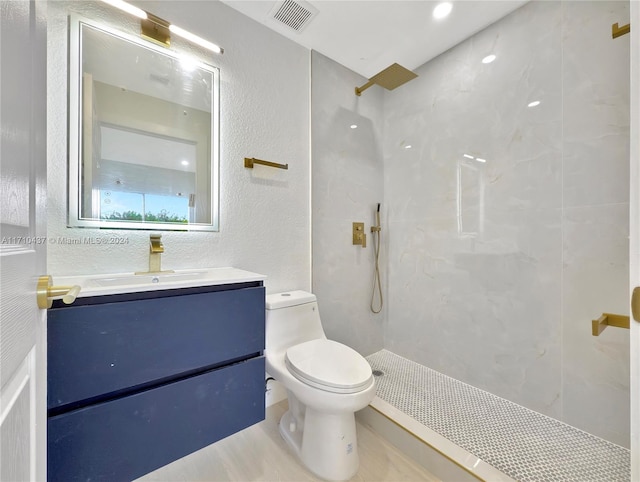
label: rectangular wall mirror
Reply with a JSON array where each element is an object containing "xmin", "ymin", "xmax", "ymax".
[{"xmin": 68, "ymin": 16, "xmax": 219, "ymax": 231}]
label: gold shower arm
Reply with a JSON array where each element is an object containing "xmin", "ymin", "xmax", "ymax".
[
  {"xmin": 355, "ymin": 80, "xmax": 375, "ymax": 96},
  {"xmin": 612, "ymin": 22, "xmax": 630, "ymax": 39}
]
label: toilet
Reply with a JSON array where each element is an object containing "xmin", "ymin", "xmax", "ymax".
[{"xmin": 265, "ymin": 291, "xmax": 376, "ymax": 481}]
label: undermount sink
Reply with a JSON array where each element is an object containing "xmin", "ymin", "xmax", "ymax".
[
  {"xmin": 52, "ymin": 267, "xmax": 266, "ymax": 298},
  {"xmin": 88, "ymin": 271, "xmax": 209, "ymax": 287}
]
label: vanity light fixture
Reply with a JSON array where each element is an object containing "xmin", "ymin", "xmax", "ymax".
[
  {"xmin": 100, "ymin": 0, "xmax": 223, "ymax": 54},
  {"xmin": 169, "ymin": 25, "xmax": 223, "ymax": 54},
  {"xmin": 101, "ymin": 0, "xmax": 147, "ymax": 19}
]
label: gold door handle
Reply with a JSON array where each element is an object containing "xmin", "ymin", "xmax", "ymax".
[
  {"xmin": 632, "ymin": 287, "xmax": 640, "ymax": 322},
  {"xmin": 37, "ymin": 275, "xmax": 81, "ymax": 309}
]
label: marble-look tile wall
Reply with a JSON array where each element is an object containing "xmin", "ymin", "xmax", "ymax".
[
  {"xmin": 560, "ymin": 0, "xmax": 630, "ymax": 447},
  {"xmin": 311, "ymin": 51, "xmax": 385, "ymax": 356},
  {"xmin": 382, "ymin": 1, "xmax": 630, "ymax": 446}
]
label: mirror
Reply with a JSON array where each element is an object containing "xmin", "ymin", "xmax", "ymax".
[{"xmin": 68, "ymin": 16, "xmax": 219, "ymax": 231}]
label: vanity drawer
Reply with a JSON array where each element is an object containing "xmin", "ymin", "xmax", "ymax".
[
  {"xmin": 48, "ymin": 356, "xmax": 265, "ymax": 482},
  {"xmin": 48, "ymin": 286, "xmax": 265, "ymax": 410}
]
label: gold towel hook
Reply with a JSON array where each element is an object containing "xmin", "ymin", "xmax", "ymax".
[
  {"xmin": 591, "ymin": 313, "xmax": 630, "ymax": 336},
  {"xmin": 612, "ymin": 22, "xmax": 630, "ymax": 39}
]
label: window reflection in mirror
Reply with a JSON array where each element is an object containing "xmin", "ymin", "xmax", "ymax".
[{"xmin": 68, "ymin": 17, "xmax": 219, "ymax": 231}]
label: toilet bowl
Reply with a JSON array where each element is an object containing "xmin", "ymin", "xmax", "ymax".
[{"xmin": 265, "ymin": 291, "xmax": 376, "ymax": 481}]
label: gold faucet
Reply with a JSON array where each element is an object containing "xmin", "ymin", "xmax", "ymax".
[{"xmin": 136, "ymin": 234, "xmax": 174, "ymax": 274}]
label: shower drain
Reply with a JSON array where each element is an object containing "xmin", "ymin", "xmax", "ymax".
[{"xmin": 372, "ymin": 369, "xmax": 385, "ymax": 377}]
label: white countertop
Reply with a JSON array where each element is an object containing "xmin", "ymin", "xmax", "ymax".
[{"xmin": 53, "ymin": 267, "xmax": 266, "ymax": 298}]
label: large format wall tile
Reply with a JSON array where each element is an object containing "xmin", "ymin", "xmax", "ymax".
[
  {"xmin": 384, "ymin": 1, "xmax": 564, "ymax": 418},
  {"xmin": 311, "ymin": 0, "xmax": 630, "ymax": 447},
  {"xmin": 562, "ymin": 203, "xmax": 629, "ymax": 446},
  {"xmin": 381, "ymin": 0, "xmax": 630, "ymax": 445},
  {"xmin": 311, "ymin": 51, "xmax": 385, "ymax": 357},
  {"xmin": 385, "ymin": 207, "xmax": 563, "ymax": 418},
  {"xmin": 562, "ymin": 1, "xmax": 630, "ymax": 208},
  {"xmin": 560, "ymin": 0, "xmax": 631, "ymax": 446}
]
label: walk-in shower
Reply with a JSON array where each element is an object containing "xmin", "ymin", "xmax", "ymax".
[{"xmin": 312, "ymin": 0, "xmax": 631, "ymax": 479}]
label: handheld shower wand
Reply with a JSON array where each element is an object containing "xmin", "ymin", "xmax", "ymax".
[
  {"xmin": 370, "ymin": 203, "xmax": 383, "ymax": 313},
  {"xmin": 372, "ymin": 204, "xmax": 381, "ymax": 232}
]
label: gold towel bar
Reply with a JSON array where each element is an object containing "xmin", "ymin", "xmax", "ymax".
[
  {"xmin": 592, "ymin": 313, "xmax": 630, "ymax": 336},
  {"xmin": 612, "ymin": 22, "xmax": 630, "ymax": 39},
  {"xmin": 244, "ymin": 157, "xmax": 289, "ymax": 170}
]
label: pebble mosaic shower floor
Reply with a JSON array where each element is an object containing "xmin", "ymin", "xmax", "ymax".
[{"xmin": 366, "ymin": 350, "xmax": 630, "ymax": 482}]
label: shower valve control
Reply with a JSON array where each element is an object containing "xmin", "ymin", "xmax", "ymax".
[{"xmin": 352, "ymin": 222, "xmax": 366, "ymax": 248}]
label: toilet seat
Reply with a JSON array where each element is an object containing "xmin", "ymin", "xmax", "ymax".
[{"xmin": 285, "ymin": 339, "xmax": 373, "ymax": 394}]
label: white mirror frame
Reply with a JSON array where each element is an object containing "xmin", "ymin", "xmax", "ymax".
[{"xmin": 68, "ymin": 15, "xmax": 220, "ymax": 231}]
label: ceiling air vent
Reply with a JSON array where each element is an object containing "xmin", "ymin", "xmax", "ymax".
[{"xmin": 269, "ymin": 0, "xmax": 318, "ymax": 33}]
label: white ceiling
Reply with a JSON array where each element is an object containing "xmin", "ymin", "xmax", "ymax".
[{"xmin": 221, "ymin": 0, "xmax": 528, "ymax": 79}]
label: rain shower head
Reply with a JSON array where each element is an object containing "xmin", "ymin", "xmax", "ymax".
[{"xmin": 355, "ymin": 63, "xmax": 418, "ymax": 96}]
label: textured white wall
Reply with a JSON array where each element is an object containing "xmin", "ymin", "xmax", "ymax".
[
  {"xmin": 311, "ymin": 51, "xmax": 385, "ymax": 357},
  {"xmin": 47, "ymin": 0, "xmax": 311, "ymax": 294}
]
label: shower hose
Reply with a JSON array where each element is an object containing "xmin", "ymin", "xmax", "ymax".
[{"xmin": 370, "ymin": 223, "xmax": 383, "ymax": 313}]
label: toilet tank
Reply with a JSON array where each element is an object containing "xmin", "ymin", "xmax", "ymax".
[{"xmin": 265, "ymin": 291, "xmax": 327, "ymax": 354}]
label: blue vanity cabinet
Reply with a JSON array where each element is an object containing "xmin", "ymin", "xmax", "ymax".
[{"xmin": 47, "ymin": 282, "xmax": 265, "ymax": 482}]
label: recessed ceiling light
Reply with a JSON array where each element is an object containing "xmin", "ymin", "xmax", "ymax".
[
  {"xmin": 527, "ymin": 100, "xmax": 541, "ymax": 107},
  {"xmin": 405, "ymin": 145, "xmax": 412, "ymax": 149},
  {"xmin": 476, "ymin": 158, "xmax": 487, "ymax": 163},
  {"xmin": 181, "ymin": 160, "xmax": 189, "ymax": 166},
  {"xmin": 482, "ymin": 54, "xmax": 496, "ymax": 64},
  {"xmin": 433, "ymin": 2, "xmax": 452, "ymax": 19},
  {"xmin": 463, "ymin": 154, "xmax": 474, "ymax": 159},
  {"xmin": 350, "ymin": 124, "xmax": 358, "ymax": 129}
]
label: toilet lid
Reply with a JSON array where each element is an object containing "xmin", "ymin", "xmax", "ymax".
[{"xmin": 285, "ymin": 339, "xmax": 373, "ymax": 394}]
